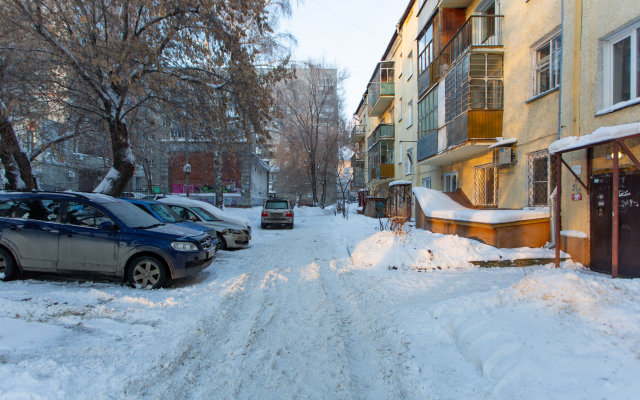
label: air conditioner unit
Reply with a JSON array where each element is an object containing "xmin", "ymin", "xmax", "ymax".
[{"xmin": 495, "ymin": 147, "xmax": 515, "ymax": 166}]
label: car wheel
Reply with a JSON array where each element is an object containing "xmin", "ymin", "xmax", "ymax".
[
  {"xmin": 0, "ymin": 248, "xmax": 18, "ymax": 282},
  {"xmin": 128, "ymin": 256, "xmax": 167, "ymax": 289},
  {"xmin": 218, "ymin": 234, "xmax": 228, "ymax": 250}
]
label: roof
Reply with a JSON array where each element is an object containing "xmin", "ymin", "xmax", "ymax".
[{"xmin": 549, "ymin": 122, "xmax": 640, "ymax": 154}]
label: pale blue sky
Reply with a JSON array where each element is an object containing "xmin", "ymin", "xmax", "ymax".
[{"xmin": 278, "ymin": 0, "xmax": 406, "ymax": 119}]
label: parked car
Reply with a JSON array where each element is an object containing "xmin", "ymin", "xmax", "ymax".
[
  {"xmin": 0, "ymin": 191, "xmax": 217, "ymax": 288},
  {"xmin": 261, "ymin": 199, "xmax": 294, "ymax": 229},
  {"xmin": 157, "ymin": 197, "xmax": 251, "ymax": 250},
  {"xmin": 124, "ymin": 198, "xmax": 221, "ymax": 249}
]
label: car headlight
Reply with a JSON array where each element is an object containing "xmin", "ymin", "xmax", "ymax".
[
  {"xmin": 171, "ymin": 241, "xmax": 198, "ymax": 251},
  {"xmin": 228, "ymin": 229, "xmax": 243, "ymax": 234}
]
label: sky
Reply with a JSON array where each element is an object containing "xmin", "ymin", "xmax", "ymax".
[{"xmin": 278, "ymin": 0, "xmax": 407, "ymax": 120}]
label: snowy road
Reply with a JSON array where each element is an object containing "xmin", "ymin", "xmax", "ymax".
[{"xmin": 2, "ymin": 206, "xmax": 640, "ymax": 399}]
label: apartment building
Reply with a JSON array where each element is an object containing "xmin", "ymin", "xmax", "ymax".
[{"xmin": 353, "ymin": 0, "xmax": 640, "ymax": 275}]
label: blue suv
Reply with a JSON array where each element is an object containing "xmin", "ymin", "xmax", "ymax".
[
  {"xmin": 124, "ymin": 198, "xmax": 221, "ymax": 248},
  {"xmin": 0, "ymin": 191, "xmax": 216, "ymax": 288}
]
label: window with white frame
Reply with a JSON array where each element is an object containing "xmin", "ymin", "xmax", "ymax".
[
  {"xmin": 407, "ymin": 100, "xmax": 414, "ymax": 127},
  {"xmin": 405, "ymin": 148, "xmax": 413, "ymax": 175},
  {"xmin": 443, "ymin": 172, "xmax": 458, "ymax": 192},
  {"xmin": 603, "ymin": 20, "xmax": 640, "ymax": 108},
  {"xmin": 533, "ymin": 33, "xmax": 561, "ymax": 96},
  {"xmin": 407, "ymin": 51, "xmax": 414, "ymax": 79}
]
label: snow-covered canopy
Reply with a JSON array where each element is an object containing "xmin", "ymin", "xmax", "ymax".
[
  {"xmin": 389, "ymin": 180, "xmax": 412, "ymax": 187},
  {"xmin": 412, "ymin": 187, "xmax": 549, "ymax": 224},
  {"xmin": 549, "ymin": 122, "xmax": 640, "ymax": 154},
  {"xmin": 488, "ymin": 138, "xmax": 517, "ymax": 149}
]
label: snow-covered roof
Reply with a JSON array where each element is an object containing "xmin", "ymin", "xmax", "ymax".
[
  {"xmin": 412, "ymin": 187, "xmax": 549, "ymax": 224},
  {"xmin": 389, "ymin": 180, "xmax": 412, "ymax": 187},
  {"xmin": 488, "ymin": 138, "xmax": 517, "ymax": 149},
  {"xmin": 549, "ymin": 122, "xmax": 640, "ymax": 154}
]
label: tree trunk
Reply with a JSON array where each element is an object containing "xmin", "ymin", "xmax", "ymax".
[
  {"xmin": 213, "ymin": 148, "xmax": 224, "ymax": 208},
  {"xmin": 0, "ymin": 114, "xmax": 38, "ymax": 190},
  {"xmin": 142, "ymin": 158, "xmax": 153, "ymax": 194},
  {"xmin": 94, "ymin": 118, "xmax": 135, "ymax": 196}
]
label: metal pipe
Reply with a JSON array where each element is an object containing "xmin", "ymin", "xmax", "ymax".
[
  {"xmin": 555, "ymin": 154, "xmax": 562, "ymax": 268},
  {"xmin": 612, "ymin": 142, "xmax": 619, "ymax": 278}
]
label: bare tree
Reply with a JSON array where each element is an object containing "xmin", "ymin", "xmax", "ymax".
[
  {"xmin": 273, "ymin": 61, "xmax": 347, "ymax": 207},
  {"xmin": 5, "ymin": 0, "xmax": 292, "ymax": 196}
]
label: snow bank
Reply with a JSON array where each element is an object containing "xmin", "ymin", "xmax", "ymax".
[
  {"xmin": 350, "ymin": 228, "xmax": 557, "ymax": 271},
  {"xmin": 412, "ymin": 187, "xmax": 549, "ymax": 223},
  {"xmin": 549, "ymin": 121, "xmax": 640, "ymax": 154}
]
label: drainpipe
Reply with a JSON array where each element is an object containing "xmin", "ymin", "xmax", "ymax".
[
  {"xmin": 551, "ymin": 0, "xmax": 565, "ymax": 249},
  {"xmin": 557, "ymin": 0, "xmax": 564, "ymax": 141}
]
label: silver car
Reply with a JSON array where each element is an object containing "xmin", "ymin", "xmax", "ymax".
[
  {"xmin": 161, "ymin": 202, "xmax": 251, "ymax": 250},
  {"xmin": 261, "ymin": 199, "xmax": 294, "ymax": 229}
]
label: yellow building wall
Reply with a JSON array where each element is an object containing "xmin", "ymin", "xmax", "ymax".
[{"xmin": 558, "ymin": 0, "xmax": 640, "ymax": 265}]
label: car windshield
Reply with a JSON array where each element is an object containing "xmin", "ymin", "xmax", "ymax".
[
  {"xmin": 102, "ymin": 200, "xmax": 164, "ymax": 228},
  {"xmin": 191, "ymin": 206, "xmax": 221, "ymax": 222},
  {"xmin": 265, "ymin": 201, "xmax": 289, "ymax": 209},
  {"xmin": 150, "ymin": 203, "xmax": 183, "ymax": 223}
]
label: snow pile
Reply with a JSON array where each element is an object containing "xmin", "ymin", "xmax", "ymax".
[
  {"xmin": 549, "ymin": 121, "xmax": 640, "ymax": 154},
  {"xmin": 350, "ymin": 228, "xmax": 557, "ymax": 271},
  {"xmin": 413, "ymin": 187, "xmax": 549, "ymax": 223}
]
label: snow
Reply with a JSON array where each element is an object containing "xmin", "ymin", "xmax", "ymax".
[
  {"xmin": 92, "ymin": 167, "xmax": 120, "ymax": 194},
  {"xmin": 488, "ymin": 137, "xmax": 517, "ymax": 149},
  {"xmin": 595, "ymin": 97, "xmax": 640, "ymax": 116},
  {"xmin": 389, "ymin": 180, "xmax": 412, "ymax": 187},
  {"xmin": 561, "ymin": 229, "xmax": 588, "ymax": 239},
  {"xmin": 1, "ymin": 206, "xmax": 639, "ymax": 399},
  {"xmin": 413, "ymin": 187, "xmax": 549, "ymax": 223},
  {"xmin": 159, "ymin": 195, "xmax": 251, "ymax": 228},
  {"xmin": 549, "ymin": 121, "xmax": 640, "ymax": 154}
]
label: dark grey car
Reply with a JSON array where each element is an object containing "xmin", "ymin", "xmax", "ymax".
[{"xmin": 261, "ymin": 199, "xmax": 294, "ymax": 229}]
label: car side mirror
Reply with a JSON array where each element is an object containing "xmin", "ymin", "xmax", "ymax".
[{"xmin": 99, "ymin": 222, "xmax": 117, "ymax": 232}]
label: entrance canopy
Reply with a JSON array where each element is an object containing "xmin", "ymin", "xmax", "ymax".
[{"xmin": 549, "ymin": 122, "xmax": 640, "ymax": 277}]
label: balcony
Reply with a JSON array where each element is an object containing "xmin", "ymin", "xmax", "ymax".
[
  {"xmin": 367, "ymin": 123, "xmax": 394, "ymax": 150},
  {"xmin": 418, "ymin": 14, "xmax": 503, "ymax": 96},
  {"xmin": 351, "ymin": 160, "xmax": 366, "ymax": 189},
  {"xmin": 351, "ymin": 124, "xmax": 366, "ymax": 143},
  {"xmin": 367, "ymin": 61, "xmax": 395, "ymax": 117},
  {"xmin": 418, "ymin": 110, "xmax": 502, "ymax": 166}
]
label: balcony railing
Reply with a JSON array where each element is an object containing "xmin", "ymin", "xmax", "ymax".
[
  {"xmin": 418, "ymin": 14, "xmax": 503, "ymax": 95},
  {"xmin": 367, "ymin": 123, "xmax": 394, "ymax": 150},
  {"xmin": 367, "ymin": 61, "xmax": 395, "ymax": 117},
  {"xmin": 351, "ymin": 124, "xmax": 366, "ymax": 142},
  {"xmin": 417, "ymin": 130, "xmax": 439, "ymax": 162}
]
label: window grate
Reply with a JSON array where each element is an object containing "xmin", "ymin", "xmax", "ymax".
[{"xmin": 474, "ymin": 163, "xmax": 497, "ymax": 207}]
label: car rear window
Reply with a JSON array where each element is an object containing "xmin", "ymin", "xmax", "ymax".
[{"xmin": 265, "ymin": 201, "xmax": 289, "ymax": 209}]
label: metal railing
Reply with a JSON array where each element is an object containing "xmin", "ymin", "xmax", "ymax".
[{"xmin": 418, "ymin": 14, "xmax": 503, "ymax": 95}]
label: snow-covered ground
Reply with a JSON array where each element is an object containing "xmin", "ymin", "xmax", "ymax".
[{"xmin": 1, "ymin": 206, "xmax": 639, "ymax": 399}]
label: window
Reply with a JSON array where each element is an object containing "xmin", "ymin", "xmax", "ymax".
[
  {"xmin": 67, "ymin": 202, "xmax": 113, "ymax": 228},
  {"xmin": 603, "ymin": 21, "xmax": 640, "ymax": 108},
  {"xmin": 407, "ymin": 52, "xmax": 414, "ymax": 79},
  {"xmin": 407, "ymin": 100, "xmax": 414, "ymax": 127},
  {"xmin": 422, "ymin": 177, "xmax": 432, "ymax": 188},
  {"xmin": 474, "ymin": 164, "xmax": 497, "ymax": 207},
  {"xmin": 528, "ymin": 150, "xmax": 550, "ymax": 206},
  {"xmin": 418, "ymin": 24, "xmax": 434, "ymax": 76},
  {"xmin": 418, "ymin": 86, "xmax": 438, "ymax": 140},
  {"xmin": 533, "ymin": 33, "xmax": 561, "ymax": 95},
  {"xmin": 406, "ymin": 148, "xmax": 413, "ymax": 175},
  {"xmin": 443, "ymin": 172, "xmax": 458, "ymax": 192},
  {"xmin": 1, "ymin": 199, "xmax": 61, "ymax": 222}
]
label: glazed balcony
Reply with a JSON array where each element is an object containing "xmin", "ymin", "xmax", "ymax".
[
  {"xmin": 367, "ymin": 123, "xmax": 395, "ymax": 181},
  {"xmin": 367, "ymin": 61, "xmax": 395, "ymax": 117},
  {"xmin": 351, "ymin": 160, "xmax": 366, "ymax": 189},
  {"xmin": 351, "ymin": 124, "xmax": 366, "ymax": 143},
  {"xmin": 418, "ymin": 14, "xmax": 503, "ymax": 96},
  {"xmin": 367, "ymin": 123, "xmax": 394, "ymax": 150}
]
